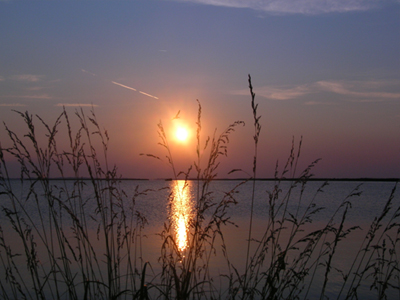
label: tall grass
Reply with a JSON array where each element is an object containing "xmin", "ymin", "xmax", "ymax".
[
  {"xmin": 0, "ymin": 109, "xmax": 148, "ymax": 299},
  {"xmin": 0, "ymin": 77, "xmax": 399, "ymax": 299}
]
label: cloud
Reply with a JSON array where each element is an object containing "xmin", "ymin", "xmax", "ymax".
[
  {"xmin": 304, "ymin": 101, "xmax": 336, "ymax": 106},
  {"xmin": 26, "ymin": 86, "xmax": 45, "ymax": 91},
  {"xmin": 82, "ymin": 69, "xmax": 96, "ymax": 76},
  {"xmin": 232, "ymin": 79, "xmax": 400, "ymax": 102},
  {"xmin": 6, "ymin": 94, "xmax": 53, "ymax": 100},
  {"xmin": 55, "ymin": 103, "xmax": 99, "ymax": 107},
  {"xmin": 232, "ymin": 84, "xmax": 312, "ymax": 100},
  {"xmin": 172, "ymin": 0, "xmax": 391, "ymax": 14},
  {"xmin": 316, "ymin": 80, "xmax": 400, "ymax": 100},
  {"xmin": 11, "ymin": 74, "xmax": 43, "ymax": 82},
  {"xmin": 0, "ymin": 103, "xmax": 26, "ymax": 107},
  {"xmin": 257, "ymin": 85, "xmax": 312, "ymax": 100}
]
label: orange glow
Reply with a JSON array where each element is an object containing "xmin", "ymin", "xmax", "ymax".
[
  {"xmin": 171, "ymin": 180, "xmax": 193, "ymax": 252},
  {"xmin": 175, "ymin": 126, "xmax": 189, "ymax": 142}
]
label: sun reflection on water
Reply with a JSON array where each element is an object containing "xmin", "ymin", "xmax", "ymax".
[{"xmin": 171, "ymin": 180, "xmax": 194, "ymax": 252}]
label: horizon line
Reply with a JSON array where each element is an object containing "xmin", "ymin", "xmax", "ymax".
[{"xmin": 7, "ymin": 177, "xmax": 400, "ymax": 182}]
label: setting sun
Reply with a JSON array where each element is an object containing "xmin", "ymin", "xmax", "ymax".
[{"xmin": 175, "ymin": 127, "xmax": 189, "ymax": 142}]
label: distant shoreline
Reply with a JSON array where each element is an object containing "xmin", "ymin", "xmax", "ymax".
[
  {"xmin": 6, "ymin": 177, "xmax": 399, "ymax": 182},
  {"xmin": 163, "ymin": 178, "xmax": 400, "ymax": 182}
]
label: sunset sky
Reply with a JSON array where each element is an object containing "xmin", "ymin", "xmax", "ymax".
[{"xmin": 0, "ymin": 0, "xmax": 399, "ymax": 179}]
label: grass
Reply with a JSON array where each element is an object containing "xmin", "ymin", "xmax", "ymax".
[{"xmin": 0, "ymin": 76, "xmax": 399, "ymax": 299}]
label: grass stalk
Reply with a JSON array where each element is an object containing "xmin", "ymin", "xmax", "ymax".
[{"xmin": 0, "ymin": 78, "xmax": 398, "ymax": 299}]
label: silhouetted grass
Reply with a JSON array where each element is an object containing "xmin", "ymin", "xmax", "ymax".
[{"xmin": 0, "ymin": 77, "xmax": 399, "ymax": 299}]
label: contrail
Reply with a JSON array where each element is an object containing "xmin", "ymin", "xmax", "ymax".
[
  {"xmin": 139, "ymin": 91, "xmax": 159, "ymax": 99},
  {"xmin": 113, "ymin": 81, "xmax": 159, "ymax": 99},
  {"xmin": 82, "ymin": 69, "xmax": 159, "ymax": 99},
  {"xmin": 112, "ymin": 81, "xmax": 137, "ymax": 91}
]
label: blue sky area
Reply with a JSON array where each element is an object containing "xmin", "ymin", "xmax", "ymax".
[{"xmin": 0, "ymin": 0, "xmax": 399, "ymax": 178}]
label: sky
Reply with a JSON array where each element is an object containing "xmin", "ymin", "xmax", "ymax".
[{"xmin": 0, "ymin": 0, "xmax": 399, "ymax": 179}]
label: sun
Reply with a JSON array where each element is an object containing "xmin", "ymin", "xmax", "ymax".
[{"xmin": 175, "ymin": 126, "xmax": 189, "ymax": 142}]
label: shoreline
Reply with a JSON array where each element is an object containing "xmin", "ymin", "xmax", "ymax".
[{"xmin": 5, "ymin": 177, "xmax": 399, "ymax": 182}]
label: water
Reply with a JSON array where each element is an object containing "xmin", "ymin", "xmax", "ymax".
[{"xmin": 0, "ymin": 179, "xmax": 399, "ymax": 299}]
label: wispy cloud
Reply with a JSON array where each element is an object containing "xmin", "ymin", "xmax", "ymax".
[
  {"xmin": 112, "ymin": 81, "xmax": 137, "ymax": 91},
  {"xmin": 81, "ymin": 69, "xmax": 96, "ymax": 76},
  {"xmin": 232, "ymin": 84, "xmax": 312, "ymax": 100},
  {"xmin": 0, "ymin": 74, "xmax": 55, "ymax": 100},
  {"xmin": 5, "ymin": 94, "xmax": 53, "ymax": 100},
  {"xmin": 11, "ymin": 74, "xmax": 44, "ymax": 82},
  {"xmin": 256, "ymin": 85, "xmax": 312, "ymax": 100},
  {"xmin": 26, "ymin": 86, "xmax": 45, "ymax": 91},
  {"xmin": 0, "ymin": 103, "xmax": 26, "ymax": 107},
  {"xmin": 232, "ymin": 79, "xmax": 400, "ymax": 102},
  {"xmin": 172, "ymin": 0, "xmax": 395, "ymax": 14},
  {"xmin": 304, "ymin": 101, "xmax": 336, "ymax": 106},
  {"xmin": 316, "ymin": 80, "xmax": 400, "ymax": 100},
  {"xmin": 55, "ymin": 103, "xmax": 99, "ymax": 107},
  {"xmin": 26, "ymin": 94, "xmax": 53, "ymax": 99}
]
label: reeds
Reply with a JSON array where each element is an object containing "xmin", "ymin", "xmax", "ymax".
[
  {"xmin": 0, "ymin": 108, "xmax": 149, "ymax": 299},
  {"xmin": 0, "ymin": 78, "xmax": 399, "ymax": 299}
]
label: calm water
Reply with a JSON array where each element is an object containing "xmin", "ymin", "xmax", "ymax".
[
  {"xmin": 1, "ymin": 179, "xmax": 399, "ymax": 299},
  {"xmin": 110, "ymin": 179, "xmax": 399, "ymax": 227}
]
